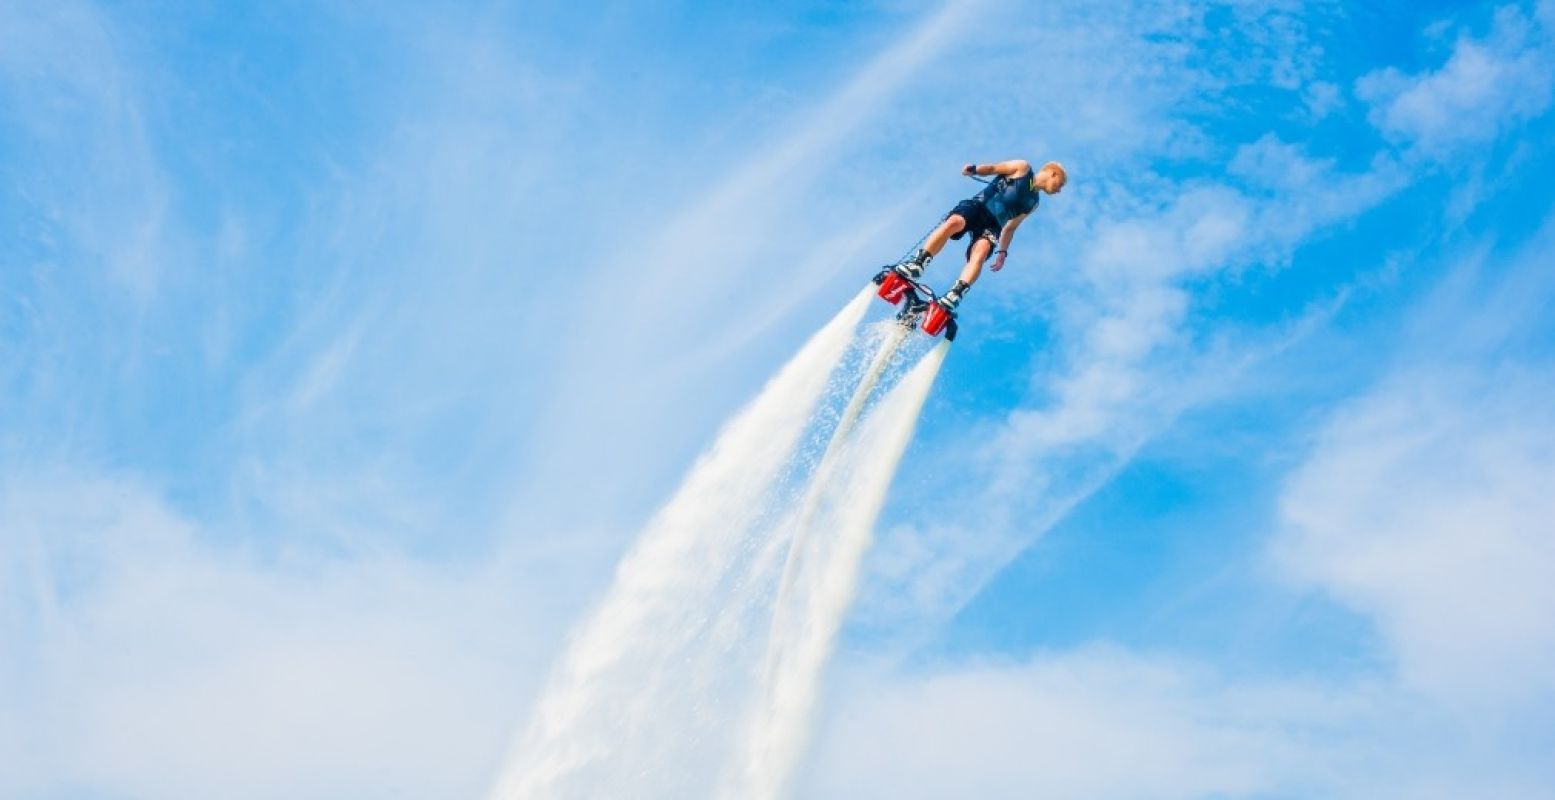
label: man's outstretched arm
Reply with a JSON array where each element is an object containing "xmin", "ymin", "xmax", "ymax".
[{"xmin": 962, "ymin": 159, "xmax": 1031, "ymax": 178}]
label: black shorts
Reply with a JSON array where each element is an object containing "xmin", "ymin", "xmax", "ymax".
[{"xmin": 947, "ymin": 199, "xmax": 999, "ymax": 257}]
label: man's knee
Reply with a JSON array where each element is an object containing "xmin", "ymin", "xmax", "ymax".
[
  {"xmin": 966, "ymin": 236, "xmax": 994, "ymax": 263},
  {"xmin": 942, "ymin": 214, "xmax": 967, "ymax": 234}
]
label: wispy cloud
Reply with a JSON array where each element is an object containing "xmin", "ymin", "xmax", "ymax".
[
  {"xmin": 1275, "ymin": 216, "xmax": 1555, "ymax": 712},
  {"xmin": 0, "ymin": 0, "xmax": 170, "ymax": 301},
  {"xmin": 1359, "ymin": 2, "xmax": 1555, "ymax": 156}
]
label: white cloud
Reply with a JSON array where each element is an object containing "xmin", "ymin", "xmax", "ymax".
[
  {"xmin": 0, "ymin": 471, "xmax": 592, "ymax": 800},
  {"xmin": 804, "ymin": 648, "xmax": 1327, "ymax": 799},
  {"xmin": 1359, "ymin": 3, "xmax": 1555, "ymax": 154},
  {"xmin": 1276, "ymin": 366, "xmax": 1555, "ymax": 710},
  {"xmin": 801, "ymin": 641, "xmax": 1555, "ymax": 799},
  {"xmin": 1269, "ymin": 216, "xmax": 1555, "ymax": 717},
  {"xmin": 1302, "ymin": 80, "xmax": 1343, "ymax": 121},
  {"xmin": 798, "ymin": 645, "xmax": 1548, "ymax": 800}
]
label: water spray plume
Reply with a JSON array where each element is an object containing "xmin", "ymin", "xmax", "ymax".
[
  {"xmin": 729, "ymin": 340, "xmax": 950, "ymax": 800},
  {"xmin": 492, "ymin": 290, "xmax": 871, "ymax": 799},
  {"xmin": 490, "ymin": 290, "xmax": 950, "ymax": 800}
]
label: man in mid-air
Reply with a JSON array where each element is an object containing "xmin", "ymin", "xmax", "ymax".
[{"xmin": 895, "ymin": 159, "xmax": 1067, "ymax": 311}]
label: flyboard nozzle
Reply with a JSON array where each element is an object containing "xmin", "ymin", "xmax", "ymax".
[
  {"xmin": 920, "ymin": 300, "xmax": 954, "ymax": 338},
  {"xmin": 874, "ymin": 269, "xmax": 910, "ymax": 305}
]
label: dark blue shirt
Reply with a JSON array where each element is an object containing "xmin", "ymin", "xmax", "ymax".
[{"xmin": 978, "ymin": 170, "xmax": 1041, "ymax": 227}]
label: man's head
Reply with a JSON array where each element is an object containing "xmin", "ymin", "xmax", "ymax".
[{"xmin": 1033, "ymin": 161, "xmax": 1067, "ymax": 194}]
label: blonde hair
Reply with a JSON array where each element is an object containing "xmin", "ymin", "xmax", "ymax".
[{"xmin": 1041, "ymin": 161, "xmax": 1067, "ymax": 186}]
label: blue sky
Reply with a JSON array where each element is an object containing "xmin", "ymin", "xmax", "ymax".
[{"xmin": 4, "ymin": 0, "xmax": 1555, "ymax": 797}]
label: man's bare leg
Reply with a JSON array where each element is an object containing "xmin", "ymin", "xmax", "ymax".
[
  {"xmin": 959, "ymin": 237, "xmax": 994, "ymax": 286},
  {"xmin": 922, "ymin": 215, "xmax": 967, "ymax": 257},
  {"xmin": 900, "ymin": 215, "xmax": 967, "ymax": 277},
  {"xmin": 941, "ymin": 237, "xmax": 993, "ymax": 310}
]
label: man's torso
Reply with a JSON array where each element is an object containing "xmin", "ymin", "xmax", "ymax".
[{"xmin": 978, "ymin": 170, "xmax": 1040, "ymax": 227}]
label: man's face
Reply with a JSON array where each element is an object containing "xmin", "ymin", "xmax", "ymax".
[{"xmin": 1037, "ymin": 167, "xmax": 1065, "ymax": 194}]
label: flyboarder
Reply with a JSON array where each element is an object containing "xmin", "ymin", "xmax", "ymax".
[{"xmin": 895, "ymin": 159, "xmax": 1067, "ymax": 312}]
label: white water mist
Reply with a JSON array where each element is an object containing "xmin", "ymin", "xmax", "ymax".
[
  {"xmin": 491, "ymin": 294, "xmax": 949, "ymax": 800},
  {"xmin": 728, "ymin": 341, "xmax": 950, "ymax": 800},
  {"xmin": 491, "ymin": 290, "xmax": 872, "ymax": 800}
]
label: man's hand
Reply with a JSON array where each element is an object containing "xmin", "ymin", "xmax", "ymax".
[
  {"xmin": 962, "ymin": 163, "xmax": 977, "ymax": 176},
  {"xmin": 991, "ymin": 249, "xmax": 1007, "ymax": 272}
]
